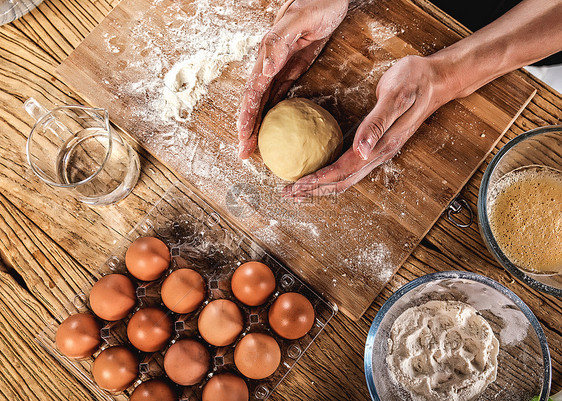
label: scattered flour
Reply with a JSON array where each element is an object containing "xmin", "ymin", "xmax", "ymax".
[
  {"xmin": 366, "ymin": 20, "xmax": 405, "ymax": 52},
  {"xmin": 350, "ymin": 244, "xmax": 392, "ymax": 282},
  {"xmin": 296, "ymin": 222, "xmax": 320, "ymax": 238},
  {"xmin": 375, "ymin": 159, "xmax": 403, "ymax": 187},
  {"xmin": 103, "ymin": 33, "xmax": 120, "ymax": 54}
]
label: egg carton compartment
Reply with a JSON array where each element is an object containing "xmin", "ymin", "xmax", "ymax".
[{"xmin": 37, "ymin": 181, "xmax": 338, "ymax": 400}]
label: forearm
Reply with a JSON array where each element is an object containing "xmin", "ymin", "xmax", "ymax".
[{"xmin": 430, "ymin": 0, "xmax": 562, "ymax": 98}]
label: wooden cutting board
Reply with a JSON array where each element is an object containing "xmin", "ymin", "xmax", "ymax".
[{"xmin": 55, "ymin": 0, "xmax": 535, "ymax": 319}]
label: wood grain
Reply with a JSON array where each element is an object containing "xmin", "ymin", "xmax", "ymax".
[
  {"xmin": 55, "ymin": 0, "xmax": 535, "ymax": 319},
  {"xmin": 0, "ymin": 0, "xmax": 560, "ymax": 400},
  {"xmin": 0, "ymin": 265, "xmax": 93, "ymax": 401}
]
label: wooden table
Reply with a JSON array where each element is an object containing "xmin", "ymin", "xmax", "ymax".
[{"xmin": 0, "ymin": 0, "xmax": 560, "ymax": 400}]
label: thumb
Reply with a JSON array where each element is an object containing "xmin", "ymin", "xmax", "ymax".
[
  {"xmin": 262, "ymin": 31, "xmax": 292, "ymax": 77},
  {"xmin": 353, "ymin": 91, "xmax": 416, "ymax": 160},
  {"xmin": 354, "ymin": 114, "xmax": 388, "ymax": 161}
]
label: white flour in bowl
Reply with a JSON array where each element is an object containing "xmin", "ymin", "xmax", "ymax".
[{"xmin": 386, "ymin": 300, "xmax": 499, "ymax": 401}]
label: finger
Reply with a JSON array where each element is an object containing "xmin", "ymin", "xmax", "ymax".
[
  {"xmin": 284, "ymin": 148, "xmax": 384, "ymax": 198},
  {"xmin": 286, "ymin": 102, "xmax": 426, "ymax": 197},
  {"xmin": 238, "ymin": 9, "xmax": 307, "ymax": 157},
  {"xmin": 283, "ymin": 150, "xmax": 366, "ymax": 197},
  {"xmin": 269, "ymin": 38, "xmax": 329, "ymax": 105},
  {"xmin": 238, "ymin": 134, "xmax": 259, "ymax": 160},
  {"xmin": 353, "ymin": 87, "xmax": 416, "ymax": 160},
  {"xmin": 273, "ymin": 0, "xmax": 297, "ymax": 25},
  {"xmin": 238, "ymin": 14, "xmax": 299, "ymax": 140},
  {"xmin": 240, "ymin": 37, "xmax": 328, "ymax": 159},
  {"xmin": 262, "ymin": 31, "xmax": 291, "ymax": 78},
  {"xmin": 343, "ymin": 102, "xmax": 427, "ymax": 184},
  {"xmin": 261, "ymin": 11, "xmax": 308, "ymax": 78},
  {"xmin": 238, "ymin": 52, "xmax": 273, "ymax": 142},
  {"xmin": 345, "ymin": 105, "xmax": 424, "ymax": 184},
  {"xmin": 238, "ymin": 81, "xmax": 273, "ymax": 159}
]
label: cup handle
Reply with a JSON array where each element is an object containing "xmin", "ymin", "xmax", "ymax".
[{"xmin": 24, "ymin": 98, "xmax": 50, "ymax": 121}]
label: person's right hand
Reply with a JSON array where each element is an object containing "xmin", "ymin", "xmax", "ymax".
[
  {"xmin": 282, "ymin": 54, "xmax": 457, "ymax": 198},
  {"xmin": 237, "ymin": 0, "xmax": 349, "ymax": 159}
]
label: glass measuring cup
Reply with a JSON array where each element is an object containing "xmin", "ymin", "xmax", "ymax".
[
  {"xmin": 0, "ymin": 0, "xmax": 42, "ymax": 25},
  {"xmin": 24, "ymin": 98, "xmax": 140, "ymax": 205}
]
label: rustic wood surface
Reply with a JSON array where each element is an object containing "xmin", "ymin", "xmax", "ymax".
[
  {"xmin": 54, "ymin": 0, "xmax": 536, "ymax": 320},
  {"xmin": 0, "ymin": 0, "xmax": 560, "ymax": 400}
]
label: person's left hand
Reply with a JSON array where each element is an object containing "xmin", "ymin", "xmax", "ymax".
[
  {"xmin": 238, "ymin": 0, "xmax": 349, "ymax": 159},
  {"xmin": 283, "ymin": 54, "xmax": 458, "ymax": 198}
]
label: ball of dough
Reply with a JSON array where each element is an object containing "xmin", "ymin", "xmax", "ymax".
[{"xmin": 258, "ymin": 98, "xmax": 342, "ymax": 181}]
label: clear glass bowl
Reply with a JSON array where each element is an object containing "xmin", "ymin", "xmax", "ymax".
[
  {"xmin": 364, "ymin": 271, "xmax": 551, "ymax": 401},
  {"xmin": 0, "ymin": 0, "xmax": 42, "ymax": 25},
  {"xmin": 478, "ymin": 125, "xmax": 562, "ymax": 296}
]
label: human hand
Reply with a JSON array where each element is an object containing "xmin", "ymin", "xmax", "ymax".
[
  {"xmin": 237, "ymin": 0, "xmax": 349, "ymax": 159},
  {"xmin": 283, "ymin": 54, "xmax": 457, "ymax": 198}
]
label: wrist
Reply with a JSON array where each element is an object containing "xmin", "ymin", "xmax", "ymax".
[
  {"xmin": 427, "ymin": 48, "xmax": 476, "ymax": 100},
  {"xmin": 426, "ymin": 0, "xmax": 562, "ymax": 100}
]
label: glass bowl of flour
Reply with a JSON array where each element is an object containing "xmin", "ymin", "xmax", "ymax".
[{"xmin": 364, "ymin": 271, "xmax": 551, "ymax": 401}]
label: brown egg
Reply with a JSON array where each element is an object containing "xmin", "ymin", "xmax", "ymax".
[
  {"xmin": 161, "ymin": 268, "xmax": 206, "ymax": 313},
  {"xmin": 130, "ymin": 379, "xmax": 176, "ymax": 401},
  {"xmin": 231, "ymin": 261, "xmax": 276, "ymax": 306},
  {"xmin": 202, "ymin": 373, "xmax": 249, "ymax": 401},
  {"xmin": 268, "ymin": 292, "xmax": 315, "ymax": 339},
  {"xmin": 164, "ymin": 339, "xmax": 209, "ymax": 385},
  {"xmin": 90, "ymin": 274, "xmax": 136, "ymax": 321},
  {"xmin": 234, "ymin": 333, "xmax": 281, "ymax": 380},
  {"xmin": 55, "ymin": 313, "xmax": 101, "ymax": 358},
  {"xmin": 198, "ymin": 299, "xmax": 243, "ymax": 346},
  {"xmin": 92, "ymin": 346, "xmax": 138, "ymax": 392},
  {"xmin": 127, "ymin": 307, "xmax": 173, "ymax": 352},
  {"xmin": 126, "ymin": 236, "xmax": 170, "ymax": 281}
]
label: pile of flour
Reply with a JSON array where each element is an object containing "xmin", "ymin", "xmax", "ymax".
[
  {"xmin": 386, "ymin": 300, "xmax": 499, "ymax": 401},
  {"xmin": 163, "ymin": 31, "xmax": 262, "ymax": 120},
  {"xmin": 120, "ymin": 0, "xmax": 278, "ymax": 125}
]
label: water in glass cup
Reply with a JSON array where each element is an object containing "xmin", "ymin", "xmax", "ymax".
[{"xmin": 25, "ymin": 98, "xmax": 140, "ymax": 205}]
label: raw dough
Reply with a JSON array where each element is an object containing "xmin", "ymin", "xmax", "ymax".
[
  {"xmin": 386, "ymin": 300, "xmax": 499, "ymax": 401},
  {"xmin": 258, "ymin": 98, "xmax": 342, "ymax": 182}
]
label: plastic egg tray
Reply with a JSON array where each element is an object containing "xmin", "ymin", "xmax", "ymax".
[{"xmin": 37, "ymin": 182, "xmax": 337, "ymax": 400}]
